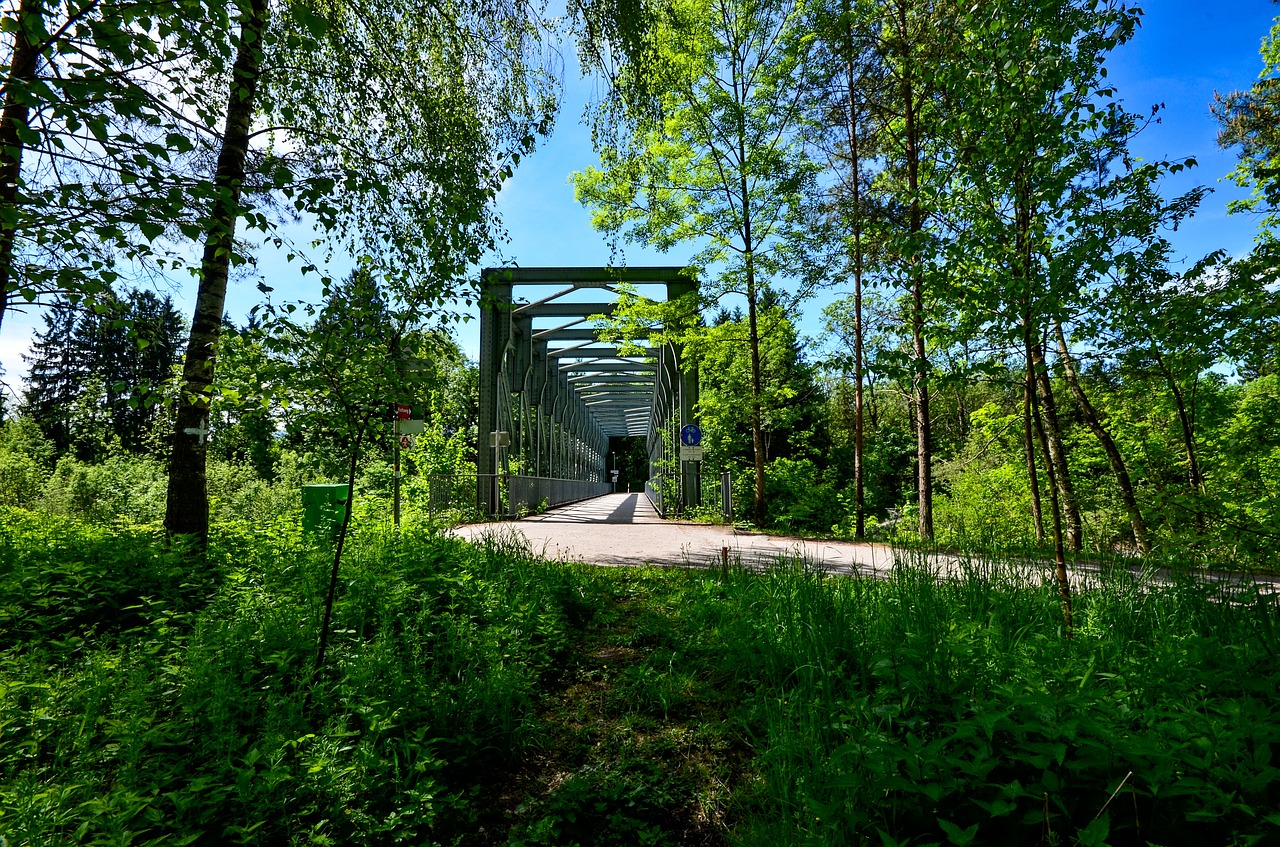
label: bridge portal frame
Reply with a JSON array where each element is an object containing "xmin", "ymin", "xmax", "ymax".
[{"xmin": 477, "ymin": 267, "xmax": 699, "ymax": 515}]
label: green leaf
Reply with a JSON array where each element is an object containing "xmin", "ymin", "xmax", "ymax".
[
  {"xmin": 291, "ymin": 3, "xmax": 330, "ymax": 38},
  {"xmin": 1075, "ymin": 814, "xmax": 1110, "ymax": 847},
  {"xmin": 937, "ymin": 818, "xmax": 978, "ymax": 846}
]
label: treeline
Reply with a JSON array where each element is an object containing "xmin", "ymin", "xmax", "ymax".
[
  {"xmin": 691, "ymin": 302, "xmax": 1279, "ymax": 565},
  {"xmin": 572, "ymin": 0, "xmax": 1280, "ymax": 566},
  {"xmin": 0, "ymin": 272, "xmax": 479, "ymax": 523}
]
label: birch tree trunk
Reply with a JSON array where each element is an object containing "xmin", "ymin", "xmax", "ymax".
[{"xmin": 164, "ymin": 0, "xmax": 269, "ymax": 545}]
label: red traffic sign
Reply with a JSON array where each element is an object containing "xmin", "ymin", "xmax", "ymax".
[{"xmin": 395, "ymin": 404, "xmax": 411, "ymax": 420}]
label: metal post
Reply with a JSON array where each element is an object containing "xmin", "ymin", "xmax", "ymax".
[
  {"xmin": 721, "ymin": 470, "xmax": 732, "ymax": 521},
  {"xmin": 393, "ymin": 432, "xmax": 401, "ymax": 527},
  {"xmin": 493, "ymin": 441, "xmax": 500, "ymax": 517},
  {"xmin": 477, "ymin": 272, "xmax": 512, "ymax": 514}
]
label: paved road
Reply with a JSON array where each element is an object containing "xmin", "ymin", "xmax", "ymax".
[
  {"xmin": 450, "ymin": 493, "xmax": 1280, "ymax": 597},
  {"xmin": 451, "ymin": 493, "xmax": 907, "ymax": 575}
]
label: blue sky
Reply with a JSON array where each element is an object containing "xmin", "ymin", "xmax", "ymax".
[
  {"xmin": 486, "ymin": 2, "xmax": 1280, "ymax": 356},
  {"xmin": 1, "ymin": 2, "xmax": 1277, "ymax": 397}
]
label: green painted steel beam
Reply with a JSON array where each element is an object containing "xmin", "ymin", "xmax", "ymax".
[
  {"xmin": 559, "ymin": 361, "xmax": 656, "ymax": 372},
  {"xmin": 548, "ymin": 346, "xmax": 650, "ymax": 359},
  {"xmin": 567, "ymin": 373, "xmax": 655, "ymax": 383},
  {"xmin": 533, "ymin": 328, "xmax": 651, "ymax": 342},
  {"xmin": 515, "ymin": 302, "xmax": 618, "ymax": 318},
  {"xmin": 483, "ymin": 266, "xmax": 692, "ymax": 285}
]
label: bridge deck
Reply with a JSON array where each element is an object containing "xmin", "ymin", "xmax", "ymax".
[{"xmin": 520, "ymin": 492, "xmax": 663, "ymax": 525}]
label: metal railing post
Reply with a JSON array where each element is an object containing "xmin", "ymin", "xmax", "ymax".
[{"xmin": 721, "ymin": 470, "xmax": 732, "ymax": 522}]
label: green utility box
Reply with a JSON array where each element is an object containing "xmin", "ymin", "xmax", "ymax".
[{"xmin": 301, "ymin": 484, "xmax": 350, "ymax": 537}]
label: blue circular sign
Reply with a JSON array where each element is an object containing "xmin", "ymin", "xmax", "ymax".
[{"xmin": 680, "ymin": 424, "xmax": 702, "ymax": 447}]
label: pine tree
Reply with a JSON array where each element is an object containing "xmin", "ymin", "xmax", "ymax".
[
  {"xmin": 22, "ymin": 299, "xmax": 82, "ymax": 454},
  {"xmin": 22, "ymin": 291, "xmax": 185, "ymax": 458}
]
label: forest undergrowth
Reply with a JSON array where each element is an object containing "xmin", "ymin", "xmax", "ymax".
[{"xmin": 2, "ymin": 508, "xmax": 1279, "ymax": 846}]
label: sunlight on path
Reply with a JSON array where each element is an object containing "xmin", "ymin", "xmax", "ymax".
[
  {"xmin": 451, "ymin": 493, "xmax": 900, "ymax": 573},
  {"xmin": 449, "ymin": 494, "xmax": 1280, "ymax": 601}
]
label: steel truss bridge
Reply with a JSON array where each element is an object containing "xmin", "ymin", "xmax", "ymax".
[{"xmin": 477, "ymin": 267, "xmax": 700, "ymax": 516}]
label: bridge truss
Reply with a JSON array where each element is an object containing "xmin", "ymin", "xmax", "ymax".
[{"xmin": 477, "ymin": 267, "xmax": 700, "ymax": 515}]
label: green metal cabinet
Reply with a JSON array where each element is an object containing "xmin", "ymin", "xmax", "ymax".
[{"xmin": 301, "ymin": 484, "xmax": 350, "ymax": 537}]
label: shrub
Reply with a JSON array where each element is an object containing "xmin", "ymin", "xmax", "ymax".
[
  {"xmin": 933, "ymin": 461, "xmax": 1039, "ymax": 549},
  {"xmin": 0, "ymin": 450, "xmax": 43, "ymax": 508},
  {"xmin": 763, "ymin": 457, "xmax": 842, "ymax": 534},
  {"xmin": 0, "ymin": 417, "xmax": 54, "ymax": 508},
  {"xmin": 40, "ymin": 453, "xmax": 168, "ymax": 523}
]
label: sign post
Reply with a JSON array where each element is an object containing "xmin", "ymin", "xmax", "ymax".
[
  {"xmin": 392, "ymin": 405, "xmax": 411, "ymax": 527},
  {"xmin": 679, "ymin": 425, "xmax": 702, "ymax": 511},
  {"xmin": 389, "ymin": 414, "xmax": 424, "ymax": 527}
]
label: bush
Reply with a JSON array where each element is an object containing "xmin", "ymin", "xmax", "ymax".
[
  {"xmin": 763, "ymin": 457, "xmax": 842, "ymax": 534},
  {"xmin": 0, "ymin": 417, "xmax": 53, "ymax": 508},
  {"xmin": 40, "ymin": 453, "xmax": 168, "ymax": 523},
  {"xmin": 934, "ymin": 462, "xmax": 1039, "ymax": 549},
  {"xmin": 0, "ymin": 518, "xmax": 604, "ymax": 846},
  {"xmin": 0, "ymin": 451, "xmax": 43, "ymax": 508}
]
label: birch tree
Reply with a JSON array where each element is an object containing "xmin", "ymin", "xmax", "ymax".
[{"xmin": 162, "ymin": 0, "xmax": 557, "ymax": 543}]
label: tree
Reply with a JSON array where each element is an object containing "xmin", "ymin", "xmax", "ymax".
[
  {"xmin": 260, "ymin": 265, "xmax": 462, "ymax": 708},
  {"xmin": 207, "ymin": 319, "xmax": 282, "ymax": 480},
  {"xmin": 20, "ymin": 294, "xmax": 77, "ymax": 451},
  {"xmin": 863, "ymin": 0, "xmax": 961, "ymax": 540},
  {"xmin": 1215, "ymin": 5, "xmax": 1280, "ymax": 247},
  {"xmin": 690, "ymin": 304, "xmax": 824, "ymax": 471},
  {"xmin": 22, "ymin": 288, "xmax": 183, "ymax": 457},
  {"xmin": 1, "ymin": 0, "xmax": 233, "ymax": 335},
  {"xmin": 573, "ymin": 0, "xmax": 820, "ymax": 526},
  {"xmin": 163, "ymin": 0, "xmax": 557, "ymax": 545},
  {"xmin": 936, "ymin": 0, "xmax": 1208, "ymax": 572},
  {"xmin": 798, "ymin": 0, "xmax": 888, "ymax": 539}
]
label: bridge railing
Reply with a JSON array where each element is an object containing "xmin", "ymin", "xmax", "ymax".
[
  {"xmin": 646, "ymin": 470, "xmax": 732, "ymax": 520},
  {"xmin": 645, "ymin": 477, "xmax": 666, "ymax": 517},
  {"xmin": 425, "ymin": 474, "xmax": 610, "ymax": 518},
  {"xmin": 507, "ymin": 476, "xmax": 610, "ymax": 516}
]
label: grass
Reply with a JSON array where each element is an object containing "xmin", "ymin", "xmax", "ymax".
[{"xmin": 1, "ymin": 506, "xmax": 1279, "ymax": 845}]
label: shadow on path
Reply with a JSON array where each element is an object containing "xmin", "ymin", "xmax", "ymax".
[
  {"xmin": 523, "ymin": 493, "xmax": 662, "ymax": 525},
  {"xmin": 452, "ymin": 494, "xmax": 1280, "ymax": 598}
]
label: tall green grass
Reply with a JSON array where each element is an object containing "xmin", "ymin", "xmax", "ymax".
[
  {"xmin": 0, "ymin": 509, "xmax": 611, "ymax": 845},
  {"xmin": 662, "ymin": 551, "xmax": 1280, "ymax": 845},
  {"xmin": 1, "ymin": 507, "xmax": 1277, "ymax": 845}
]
